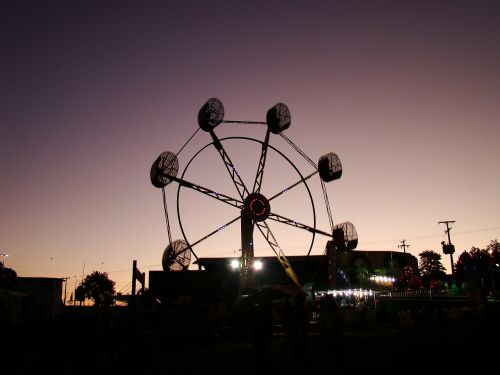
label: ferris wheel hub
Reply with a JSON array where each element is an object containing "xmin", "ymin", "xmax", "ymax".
[{"xmin": 244, "ymin": 193, "xmax": 271, "ymax": 222}]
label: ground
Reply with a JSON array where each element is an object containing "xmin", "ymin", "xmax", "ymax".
[{"xmin": 2, "ymin": 303, "xmax": 498, "ymax": 374}]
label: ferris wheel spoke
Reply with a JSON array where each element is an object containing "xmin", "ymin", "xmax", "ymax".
[
  {"xmin": 268, "ymin": 171, "xmax": 318, "ymax": 202},
  {"xmin": 208, "ymin": 130, "xmax": 249, "ymax": 200},
  {"xmin": 254, "ymin": 221, "xmax": 301, "ymax": 287},
  {"xmin": 168, "ymin": 174, "xmax": 242, "ymax": 209},
  {"xmin": 188, "ymin": 216, "xmax": 240, "ymax": 249},
  {"xmin": 267, "ymin": 212, "xmax": 331, "ymax": 237},
  {"xmin": 252, "ymin": 128, "xmax": 271, "ymax": 194}
]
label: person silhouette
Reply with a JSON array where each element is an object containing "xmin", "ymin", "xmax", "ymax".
[
  {"xmin": 252, "ymin": 291, "xmax": 273, "ymax": 374},
  {"xmin": 286, "ymin": 291, "xmax": 310, "ymax": 374},
  {"xmin": 319, "ymin": 295, "xmax": 345, "ymax": 369}
]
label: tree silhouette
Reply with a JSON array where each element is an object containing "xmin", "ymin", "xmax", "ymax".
[
  {"xmin": 81, "ymin": 271, "xmax": 116, "ymax": 306},
  {"xmin": 75, "ymin": 284, "xmax": 85, "ymax": 305},
  {"xmin": 397, "ymin": 265, "xmax": 422, "ymax": 290},
  {"xmin": 486, "ymin": 240, "xmax": 500, "ymax": 295},
  {"xmin": 455, "ymin": 240, "xmax": 500, "ymax": 300},
  {"xmin": 418, "ymin": 250, "xmax": 446, "ymax": 289},
  {"xmin": 469, "ymin": 247, "xmax": 490, "ymax": 274},
  {"xmin": 486, "ymin": 239, "xmax": 500, "ymax": 262},
  {"xmin": 0, "ymin": 265, "xmax": 17, "ymax": 290}
]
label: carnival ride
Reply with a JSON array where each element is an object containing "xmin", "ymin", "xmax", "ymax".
[{"xmin": 150, "ymin": 98, "xmax": 358, "ymax": 291}]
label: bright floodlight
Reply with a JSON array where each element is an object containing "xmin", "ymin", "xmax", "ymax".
[
  {"xmin": 230, "ymin": 259, "xmax": 240, "ymax": 269},
  {"xmin": 253, "ymin": 260, "xmax": 263, "ymax": 270}
]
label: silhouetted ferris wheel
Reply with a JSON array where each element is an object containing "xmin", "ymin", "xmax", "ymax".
[{"xmin": 150, "ymin": 98, "xmax": 357, "ymax": 289}]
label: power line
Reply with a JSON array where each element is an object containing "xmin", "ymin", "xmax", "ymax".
[
  {"xmin": 106, "ymin": 267, "xmax": 134, "ymax": 274},
  {"xmin": 118, "ymin": 281, "xmax": 132, "ymax": 294},
  {"xmin": 453, "ymin": 226, "xmax": 500, "ymax": 236},
  {"xmin": 359, "ymin": 225, "xmax": 500, "ymax": 246}
]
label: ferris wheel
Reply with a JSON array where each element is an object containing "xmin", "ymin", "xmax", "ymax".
[{"xmin": 150, "ymin": 98, "xmax": 358, "ymax": 289}]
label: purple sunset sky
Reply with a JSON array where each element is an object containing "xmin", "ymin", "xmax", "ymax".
[{"xmin": 1, "ymin": 0, "xmax": 499, "ymax": 293}]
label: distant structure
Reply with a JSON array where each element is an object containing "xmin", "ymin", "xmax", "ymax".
[
  {"xmin": 398, "ymin": 239, "xmax": 410, "ymax": 253},
  {"xmin": 149, "ymin": 98, "xmax": 358, "ymax": 293},
  {"xmin": 439, "ymin": 220, "xmax": 456, "ymax": 274},
  {"xmin": 131, "ymin": 260, "xmax": 146, "ymax": 297}
]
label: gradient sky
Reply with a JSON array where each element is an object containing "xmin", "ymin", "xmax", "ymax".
[{"xmin": 1, "ymin": 0, "xmax": 499, "ymax": 296}]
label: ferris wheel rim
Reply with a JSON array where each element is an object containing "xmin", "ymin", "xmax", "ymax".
[{"xmin": 176, "ymin": 135, "xmax": 318, "ymax": 261}]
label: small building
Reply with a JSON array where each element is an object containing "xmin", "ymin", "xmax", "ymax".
[
  {"xmin": 0, "ymin": 289, "xmax": 28, "ymax": 323},
  {"xmin": 17, "ymin": 277, "xmax": 64, "ymax": 320}
]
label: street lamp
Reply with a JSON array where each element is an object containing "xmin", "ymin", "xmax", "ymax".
[{"xmin": 0, "ymin": 253, "xmax": 8, "ymax": 267}]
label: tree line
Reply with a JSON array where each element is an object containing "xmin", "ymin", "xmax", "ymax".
[{"xmin": 397, "ymin": 239, "xmax": 499, "ymax": 298}]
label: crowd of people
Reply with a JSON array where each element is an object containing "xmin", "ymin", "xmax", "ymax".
[{"xmin": 251, "ymin": 290, "xmax": 347, "ymax": 374}]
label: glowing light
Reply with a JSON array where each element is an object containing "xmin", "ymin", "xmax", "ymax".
[
  {"xmin": 369, "ymin": 275, "xmax": 396, "ymax": 285},
  {"xmin": 314, "ymin": 289, "xmax": 374, "ymax": 299},
  {"xmin": 253, "ymin": 260, "xmax": 263, "ymax": 270},
  {"xmin": 230, "ymin": 259, "xmax": 240, "ymax": 269}
]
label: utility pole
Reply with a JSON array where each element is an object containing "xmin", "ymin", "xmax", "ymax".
[
  {"xmin": 62, "ymin": 277, "xmax": 68, "ymax": 305},
  {"xmin": 398, "ymin": 239, "xmax": 410, "ymax": 253},
  {"xmin": 439, "ymin": 220, "xmax": 456, "ymax": 274},
  {"xmin": 73, "ymin": 276, "xmax": 78, "ymax": 306},
  {"xmin": 132, "ymin": 260, "xmax": 137, "ymax": 297}
]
